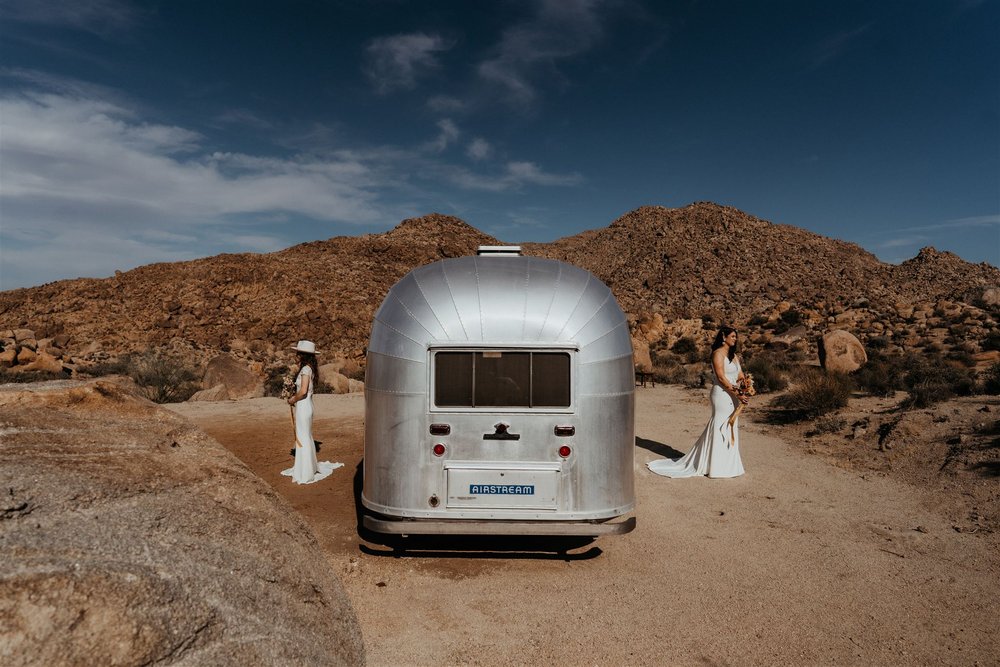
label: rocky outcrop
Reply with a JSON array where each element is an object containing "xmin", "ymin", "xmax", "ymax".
[
  {"xmin": 200, "ymin": 353, "xmax": 265, "ymax": 400},
  {"xmin": 0, "ymin": 205, "xmax": 996, "ymax": 376},
  {"xmin": 0, "ymin": 379, "xmax": 364, "ymax": 666}
]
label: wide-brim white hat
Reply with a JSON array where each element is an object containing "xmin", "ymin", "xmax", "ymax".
[{"xmin": 290, "ymin": 340, "xmax": 317, "ymax": 354}]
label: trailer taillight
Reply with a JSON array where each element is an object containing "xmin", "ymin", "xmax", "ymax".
[
  {"xmin": 558, "ymin": 445, "xmax": 572, "ymax": 458},
  {"xmin": 430, "ymin": 423, "xmax": 451, "ymax": 435},
  {"xmin": 432, "ymin": 443, "xmax": 446, "ymax": 457}
]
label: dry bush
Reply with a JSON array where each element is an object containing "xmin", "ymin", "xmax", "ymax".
[
  {"xmin": 978, "ymin": 363, "xmax": 1000, "ymax": 395},
  {"xmin": 744, "ymin": 352, "xmax": 789, "ymax": 393},
  {"xmin": 808, "ymin": 415, "xmax": 848, "ymax": 436},
  {"xmin": 902, "ymin": 357, "xmax": 975, "ymax": 409},
  {"xmin": 853, "ymin": 351, "xmax": 907, "ymax": 397},
  {"xmin": 0, "ymin": 368, "xmax": 68, "ymax": 384},
  {"xmin": 92, "ymin": 351, "xmax": 199, "ymax": 403},
  {"xmin": 775, "ymin": 367, "xmax": 854, "ymax": 419}
]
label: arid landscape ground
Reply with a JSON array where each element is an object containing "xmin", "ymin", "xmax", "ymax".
[{"xmin": 168, "ymin": 386, "xmax": 999, "ymax": 666}]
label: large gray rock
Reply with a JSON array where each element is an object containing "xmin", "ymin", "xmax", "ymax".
[
  {"xmin": 201, "ymin": 353, "xmax": 264, "ymax": 400},
  {"xmin": 0, "ymin": 379, "xmax": 364, "ymax": 666},
  {"xmin": 818, "ymin": 330, "xmax": 868, "ymax": 374}
]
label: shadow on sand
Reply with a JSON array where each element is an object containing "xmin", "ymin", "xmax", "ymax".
[
  {"xmin": 351, "ymin": 462, "xmax": 602, "ymax": 560},
  {"xmin": 634, "ymin": 436, "xmax": 684, "ymax": 460}
]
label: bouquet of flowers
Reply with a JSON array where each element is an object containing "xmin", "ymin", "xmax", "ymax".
[
  {"xmin": 279, "ymin": 375, "xmax": 296, "ymax": 400},
  {"xmin": 727, "ymin": 373, "xmax": 756, "ymax": 446}
]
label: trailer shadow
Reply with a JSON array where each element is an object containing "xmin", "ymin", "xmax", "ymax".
[
  {"xmin": 635, "ymin": 436, "xmax": 685, "ymax": 459},
  {"xmin": 352, "ymin": 461, "xmax": 603, "ymax": 560}
]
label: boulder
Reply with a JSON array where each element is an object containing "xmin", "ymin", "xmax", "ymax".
[
  {"xmin": 188, "ymin": 383, "xmax": 230, "ymax": 401},
  {"xmin": 322, "ymin": 371, "xmax": 352, "ymax": 395},
  {"xmin": 0, "ymin": 379, "xmax": 364, "ymax": 666},
  {"xmin": 631, "ymin": 337, "xmax": 653, "ymax": 373},
  {"xmin": 348, "ymin": 379, "xmax": 364, "ymax": 393},
  {"xmin": 979, "ymin": 286, "xmax": 1000, "ymax": 308},
  {"xmin": 15, "ymin": 347, "xmax": 36, "ymax": 365},
  {"xmin": 201, "ymin": 354, "xmax": 264, "ymax": 400},
  {"xmin": 18, "ymin": 352, "xmax": 65, "ymax": 374},
  {"xmin": 0, "ymin": 347, "xmax": 17, "ymax": 368},
  {"xmin": 12, "ymin": 329, "xmax": 35, "ymax": 343},
  {"xmin": 818, "ymin": 330, "xmax": 868, "ymax": 373}
]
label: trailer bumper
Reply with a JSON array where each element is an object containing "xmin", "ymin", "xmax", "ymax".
[{"xmin": 363, "ymin": 514, "xmax": 635, "ymax": 536}]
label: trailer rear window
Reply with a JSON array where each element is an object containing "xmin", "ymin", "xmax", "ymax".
[{"xmin": 434, "ymin": 351, "xmax": 570, "ymax": 408}]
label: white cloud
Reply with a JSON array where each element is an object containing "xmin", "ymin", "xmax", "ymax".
[
  {"xmin": 363, "ymin": 32, "xmax": 452, "ymax": 94},
  {"xmin": 466, "ymin": 138, "xmax": 492, "ymax": 161},
  {"xmin": 0, "ymin": 88, "xmax": 586, "ymax": 287}
]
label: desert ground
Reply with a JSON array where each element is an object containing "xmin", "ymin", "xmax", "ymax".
[{"xmin": 167, "ymin": 386, "xmax": 999, "ymax": 666}]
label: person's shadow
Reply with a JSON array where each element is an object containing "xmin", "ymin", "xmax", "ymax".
[{"xmin": 635, "ymin": 436, "xmax": 684, "ymax": 459}]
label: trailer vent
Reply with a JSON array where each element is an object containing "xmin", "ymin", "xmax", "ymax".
[{"xmin": 477, "ymin": 245, "xmax": 522, "ymax": 256}]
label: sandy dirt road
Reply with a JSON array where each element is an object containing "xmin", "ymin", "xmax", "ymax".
[{"xmin": 168, "ymin": 386, "xmax": 998, "ymax": 666}]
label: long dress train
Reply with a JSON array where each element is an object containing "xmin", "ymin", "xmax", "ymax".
[
  {"xmin": 647, "ymin": 356, "xmax": 745, "ymax": 479},
  {"xmin": 281, "ymin": 366, "xmax": 343, "ymax": 484}
]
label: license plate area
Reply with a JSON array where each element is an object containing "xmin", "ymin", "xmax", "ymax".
[{"xmin": 445, "ymin": 462, "xmax": 559, "ymax": 510}]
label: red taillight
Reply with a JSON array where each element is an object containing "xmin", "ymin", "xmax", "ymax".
[
  {"xmin": 432, "ymin": 443, "xmax": 446, "ymax": 457},
  {"xmin": 554, "ymin": 425, "xmax": 575, "ymax": 436},
  {"xmin": 558, "ymin": 445, "xmax": 572, "ymax": 458},
  {"xmin": 430, "ymin": 423, "xmax": 451, "ymax": 435}
]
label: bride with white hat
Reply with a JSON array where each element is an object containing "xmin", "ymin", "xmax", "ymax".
[{"xmin": 281, "ymin": 340, "xmax": 342, "ymax": 484}]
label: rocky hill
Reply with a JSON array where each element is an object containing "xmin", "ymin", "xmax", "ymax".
[{"xmin": 1, "ymin": 203, "xmax": 997, "ymax": 375}]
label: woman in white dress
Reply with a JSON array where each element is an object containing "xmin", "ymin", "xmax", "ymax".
[
  {"xmin": 282, "ymin": 340, "xmax": 342, "ymax": 484},
  {"xmin": 647, "ymin": 326, "xmax": 748, "ymax": 479}
]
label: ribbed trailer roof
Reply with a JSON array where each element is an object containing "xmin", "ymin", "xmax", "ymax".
[{"xmin": 369, "ymin": 255, "xmax": 632, "ymax": 364}]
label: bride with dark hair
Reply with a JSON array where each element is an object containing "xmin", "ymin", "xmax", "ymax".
[
  {"xmin": 647, "ymin": 326, "xmax": 748, "ymax": 478},
  {"xmin": 281, "ymin": 340, "xmax": 342, "ymax": 484}
]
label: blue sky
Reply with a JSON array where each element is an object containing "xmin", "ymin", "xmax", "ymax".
[{"xmin": 1, "ymin": 0, "xmax": 997, "ymax": 289}]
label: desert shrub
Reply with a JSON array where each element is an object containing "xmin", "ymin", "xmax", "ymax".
[
  {"xmin": 902, "ymin": 358, "xmax": 975, "ymax": 409},
  {"xmin": 984, "ymin": 331, "xmax": 1000, "ymax": 352},
  {"xmin": 746, "ymin": 314, "xmax": 768, "ymax": 327},
  {"xmin": 808, "ymin": 415, "xmax": 848, "ymax": 436},
  {"xmin": 651, "ymin": 360, "xmax": 706, "ymax": 388},
  {"xmin": 264, "ymin": 364, "xmax": 292, "ymax": 397},
  {"xmin": 866, "ymin": 336, "xmax": 890, "ymax": 350},
  {"xmin": 775, "ymin": 368, "xmax": 854, "ymax": 419},
  {"xmin": 105, "ymin": 351, "xmax": 200, "ymax": 403},
  {"xmin": 979, "ymin": 363, "xmax": 1000, "ymax": 395},
  {"xmin": 346, "ymin": 365, "xmax": 366, "ymax": 382},
  {"xmin": 853, "ymin": 352, "xmax": 907, "ymax": 397},
  {"xmin": 744, "ymin": 353, "xmax": 789, "ymax": 393},
  {"xmin": 670, "ymin": 336, "xmax": 701, "ymax": 364},
  {"xmin": 772, "ymin": 309, "xmax": 805, "ymax": 334},
  {"xmin": 0, "ymin": 368, "xmax": 68, "ymax": 384},
  {"xmin": 945, "ymin": 349, "xmax": 976, "ymax": 367}
]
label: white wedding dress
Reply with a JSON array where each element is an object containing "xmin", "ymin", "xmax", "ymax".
[
  {"xmin": 281, "ymin": 366, "xmax": 343, "ymax": 484},
  {"xmin": 647, "ymin": 356, "xmax": 745, "ymax": 478}
]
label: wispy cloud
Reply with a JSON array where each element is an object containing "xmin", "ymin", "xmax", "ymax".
[
  {"xmin": 0, "ymin": 0, "xmax": 142, "ymax": 35},
  {"xmin": 477, "ymin": 0, "xmax": 607, "ymax": 107},
  {"xmin": 466, "ymin": 138, "xmax": 492, "ymax": 161},
  {"xmin": 363, "ymin": 32, "xmax": 452, "ymax": 94},
  {"xmin": 0, "ymin": 83, "xmax": 585, "ymax": 287},
  {"xmin": 893, "ymin": 215, "xmax": 1000, "ymax": 234},
  {"xmin": 811, "ymin": 22, "xmax": 874, "ymax": 68},
  {"xmin": 425, "ymin": 118, "xmax": 460, "ymax": 153}
]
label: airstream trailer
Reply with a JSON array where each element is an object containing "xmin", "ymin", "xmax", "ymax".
[{"xmin": 362, "ymin": 246, "xmax": 635, "ymax": 536}]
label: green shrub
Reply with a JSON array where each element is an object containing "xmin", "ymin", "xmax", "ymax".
[
  {"xmin": 902, "ymin": 358, "xmax": 975, "ymax": 409},
  {"xmin": 775, "ymin": 368, "xmax": 854, "ymax": 418}
]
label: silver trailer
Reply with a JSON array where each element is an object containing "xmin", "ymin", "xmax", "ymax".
[{"xmin": 362, "ymin": 246, "xmax": 635, "ymax": 536}]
